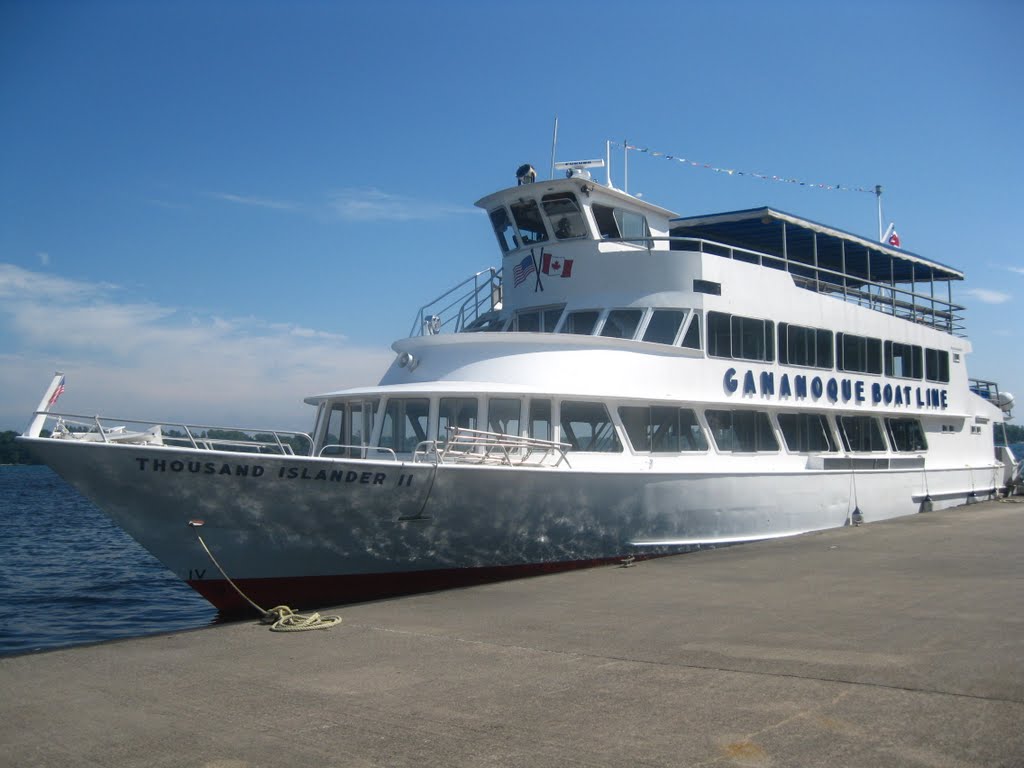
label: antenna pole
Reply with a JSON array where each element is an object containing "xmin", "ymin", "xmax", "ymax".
[
  {"xmin": 623, "ymin": 140, "xmax": 629, "ymax": 194},
  {"xmin": 605, "ymin": 140, "xmax": 612, "ymax": 187},
  {"xmin": 875, "ymin": 184, "xmax": 884, "ymax": 241},
  {"xmin": 549, "ymin": 116, "xmax": 559, "ymax": 180}
]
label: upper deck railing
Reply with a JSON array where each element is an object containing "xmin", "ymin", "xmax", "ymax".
[
  {"xmin": 410, "ymin": 267, "xmax": 502, "ymax": 337},
  {"xmin": 663, "ymin": 236, "xmax": 965, "ymax": 335}
]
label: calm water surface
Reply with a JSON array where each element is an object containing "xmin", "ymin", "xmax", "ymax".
[{"xmin": 0, "ymin": 465, "xmax": 218, "ymax": 656}]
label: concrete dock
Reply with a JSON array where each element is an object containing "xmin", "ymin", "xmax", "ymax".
[{"xmin": 2, "ymin": 499, "xmax": 1022, "ymax": 767}]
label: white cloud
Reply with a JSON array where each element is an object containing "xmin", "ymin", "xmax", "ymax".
[
  {"xmin": 1008, "ymin": 266, "xmax": 1024, "ymax": 276},
  {"xmin": 37, "ymin": 251, "xmax": 50, "ymax": 266},
  {"xmin": 213, "ymin": 192, "xmax": 299, "ymax": 211},
  {"xmin": 0, "ymin": 264, "xmax": 393, "ymax": 431},
  {"xmin": 964, "ymin": 288, "xmax": 1011, "ymax": 304},
  {"xmin": 328, "ymin": 188, "xmax": 478, "ymax": 221}
]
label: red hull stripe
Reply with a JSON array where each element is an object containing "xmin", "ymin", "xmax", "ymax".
[{"xmin": 188, "ymin": 557, "xmax": 649, "ymax": 615}]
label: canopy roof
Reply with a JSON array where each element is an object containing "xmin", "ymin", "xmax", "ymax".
[{"xmin": 670, "ymin": 207, "xmax": 963, "ymax": 284}]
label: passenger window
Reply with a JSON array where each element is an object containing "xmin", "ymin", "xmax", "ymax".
[
  {"xmin": 600, "ymin": 309, "xmax": 643, "ymax": 340},
  {"xmin": 838, "ymin": 416, "xmax": 887, "ymax": 452},
  {"xmin": 706, "ymin": 410, "xmax": 778, "ymax": 452},
  {"xmin": 380, "ymin": 398, "xmax": 429, "ymax": 453},
  {"xmin": 438, "ymin": 398, "xmax": 478, "ymax": 443},
  {"xmin": 559, "ymin": 310, "xmax": 600, "ymax": 335},
  {"xmin": 488, "ymin": 398, "xmax": 521, "ymax": 436},
  {"xmin": 514, "ymin": 306, "xmax": 563, "ymax": 332},
  {"xmin": 777, "ymin": 413, "xmax": 837, "ymax": 452},
  {"xmin": 925, "ymin": 348, "xmax": 950, "ymax": 383},
  {"xmin": 541, "ymin": 193, "xmax": 587, "ymax": 240},
  {"xmin": 619, "ymin": 406, "xmax": 707, "ymax": 452},
  {"xmin": 837, "ymin": 333, "xmax": 882, "ymax": 375},
  {"xmin": 515, "ymin": 311, "xmax": 540, "ymax": 332},
  {"xmin": 885, "ymin": 341, "xmax": 923, "ymax": 379},
  {"xmin": 510, "ymin": 199, "xmax": 548, "ymax": 245},
  {"xmin": 560, "ymin": 401, "xmax": 622, "ymax": 452},
  {"xmin": 886, "ymin": 418, "xmax": 928, "ymax": 452},
  {"xmin": 642, "ymin": 309, "xmax": 687, "ymax": 345},
  {"xmin": 529, "ymin": 399, "xmax": 552, "ymax": 441},
  {"xmin": 489, "ymin": 208, "xmax": 517, "ymax": 252}
]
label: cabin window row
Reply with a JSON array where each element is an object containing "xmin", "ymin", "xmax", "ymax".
[
  {"xmin": 508, "ymin": 305, "xmax": 702, "ymax": 349},
  {"xmin": 320, "ymin": 397, "xmax": 928, "ymax": 457},
  {"xmin": 708, "ymin": 313, "xmax": 951, "ymax": 383}
]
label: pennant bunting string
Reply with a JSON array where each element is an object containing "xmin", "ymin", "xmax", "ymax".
[{"xmin": 613, "ymin": 141, "xmax": 875, "ymax": 195}]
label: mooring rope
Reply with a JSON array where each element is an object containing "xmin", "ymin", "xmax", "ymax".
[{"xmin": 191, "ymin": 523, "xmax": 341, "ymax": 632}]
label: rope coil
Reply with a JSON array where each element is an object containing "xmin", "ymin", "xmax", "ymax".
[{"xmin": 192, "ymin": 524, "xmax": 341, "ymax": 632}]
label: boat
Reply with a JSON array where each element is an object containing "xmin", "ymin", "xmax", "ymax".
[{"xmin": 19, "ymin": 154, "xmax": 1017, "ymax": 613}]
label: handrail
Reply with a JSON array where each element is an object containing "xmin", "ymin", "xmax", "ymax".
[
  {"xmin": 318, "ymin": 443, "xmax": 399, "ymax": 461},
  {"xmin": 30, "ymin": 411, "xmax": 314, "ymax": 456},
  {"xmin": 410, "ymin": 267, "xmax": 502, "ymax": 337},
  {"xmin": 413, "ymin": 426, "xmax": 572, "ymax": 467}
]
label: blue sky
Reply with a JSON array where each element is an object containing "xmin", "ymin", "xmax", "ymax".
[{"xmin": 2, "ymin": 0, "xmax": 1022, "ymax": 431}]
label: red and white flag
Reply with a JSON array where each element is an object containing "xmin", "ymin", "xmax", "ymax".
[
  {"xmin": 541, "ymin": 253, "xmax": 574, "ymax": 278},
  {"xmin": 888, "ymin": 231, "xmax": 901, "ymax": 248}
]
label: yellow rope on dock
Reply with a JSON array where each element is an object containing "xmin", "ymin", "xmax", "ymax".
[{"xmin": 191, "ymin": 524, "xmax": 342, "ymax": 633}]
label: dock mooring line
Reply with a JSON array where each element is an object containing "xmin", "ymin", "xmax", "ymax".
[{"xmin": 189, "ymin": 520, "xmax": 342, "ymax": 632}]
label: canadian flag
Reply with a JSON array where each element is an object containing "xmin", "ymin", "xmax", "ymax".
[{"xmin": 541, "ymin": 253, "xmax": 574, "ymax": 278}]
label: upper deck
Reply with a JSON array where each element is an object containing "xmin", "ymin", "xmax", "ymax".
[
  {"xmin": 416, "ymin": 169, "xmax": 967, "ymax": 339},
  {"xmin": 670, "ymin": 208, "xmax": 964, "ymax": 335}
]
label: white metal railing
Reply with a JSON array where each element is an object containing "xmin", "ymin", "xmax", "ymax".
[
  {"xmin": 412, "ymin": 426, "xmax": 572, "ymax": 467},
  {"xmin": 317, "ymin": 443, "xmax": 399, "ymax": 461},
  {"xmin": 30, "ymin": 411, "xmax": 314, "ymax": 456},
  {"xmin": 410, "ymin": 267, "xmax": 502, "ymax": 337}
]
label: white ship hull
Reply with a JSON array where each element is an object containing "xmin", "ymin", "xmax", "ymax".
[{"xmin": 23, "ymin": 436, "xmax": 1000, "ymax": 612}]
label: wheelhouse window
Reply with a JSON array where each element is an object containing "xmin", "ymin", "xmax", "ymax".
[
  {"xmin": 380, "ymin": 398, "xmax": 429, "ymax": 453},
  {"xmin": 778, "ymin": 323, "xmax": 834, "ymax": 369},
  {"xmin": 885, "ymin": 341, "xmax": 923, "ymax": 379},
  {"xmin": 837, "ymin": 415, "xmax": 887, "ymax": 452},
  {"xmin": 600, "ymin": 309, "xmax": 644, "ymax": 340},
  {"xmin": 777, "ymin": 412, "xmax": 837, "ymax": 453},
  {"xmin": 707, "ymin": 312, "xmax": 774, "ymax": 362},
  {"xmin": 925, "ymin": 348, "xmax": 950, "ymax": 383},
  {"xmin": 514, "ymin": 305, "xmax": 563, "ymax": 332},
  {"xmin": 886, "ymin": 418, "xmax": 928, "ymax": 452},
  {"xmin": 618, "ymin": 406, "xmax": 707, "ymax": 452},
  {"xmin": 592, "ymin": 204, "xmax": 650, "ymax": 245},
  {"xmin": 489, "ymin": 207, "xmax": 517, "ymax": 253},
  {"xmin": 488, "ymin": 398, "xmax": 521, "ymax": 437},
  {"xmin": 559, "ymin": 310, "xmax": 600, "ymax": 335},
  {"xmin": 509, "ymin": 199, "xmax": 548, "ymax": 245},
  {"xmin": 541, "ymin": 192, "xmax": 587, "ymax": 240},
  {"xmin": 438, "ymin": 397, "xmax": 478, "ymax": 444},
  {"xmin": 560, "ymin": 401, "xmax": 622, "ymax": 452},
  {"xmin": 705, "ymin": 410, "xmax": 778, "ymax": 452},
  {"xmin": 837, "ymin": 333, "xmax": 882, "ymax": 375},
  {"xmin": 642, "ymin": 309, "xmax": 687, "ymax": 345}
]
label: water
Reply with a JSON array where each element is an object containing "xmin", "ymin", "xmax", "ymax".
[{"xmin": 0, "ymin": 465, "xmax": 218, "ymax": 656}]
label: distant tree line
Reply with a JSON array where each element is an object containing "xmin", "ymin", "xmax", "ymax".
[{"xmin": 0, "ymin": 431, "xmax": 43, "ymax": 464}]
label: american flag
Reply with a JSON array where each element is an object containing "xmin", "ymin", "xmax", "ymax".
[
  {"xmin": 48, "ymin": 376, "xmax": 65, "ymax": 407},
  {"xmin": 513, "ymin": 254, "xmax": 535, "ymax": 287}
]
